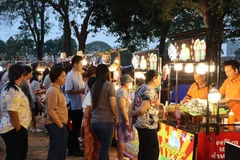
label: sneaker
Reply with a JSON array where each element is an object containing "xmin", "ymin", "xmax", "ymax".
[{"xmin": 34, "ymin": 128, "xmax": 43, "ymax": 132}]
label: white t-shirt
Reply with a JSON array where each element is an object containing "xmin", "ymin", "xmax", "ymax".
[
  {"xmin": 30, "ymin": 80, "xmax": 41, "ymax": 102},
  {"xmin": 65, "ymin": 70, "xmax": 84, "ymax": 110},
  {"xmin": 0, "ymin": 85, "xmax": 32, "ymax": 133},
  {"xmin": 82, "ymin": 92, "xmax": 92, "ymax": 113}
]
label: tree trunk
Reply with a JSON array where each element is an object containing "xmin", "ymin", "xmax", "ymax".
[
  {"xmin": 71, "ymin": 6, "xmax": 93, "ymax": 53},
  {"xmin": 78, "ymin": 26, "xmax": 89, "ymax": 53},
  {"xmin": 199, "ymin": 0, "xmax": 232, "ymax": 86},
  {"xmin": 158, "ymin": 23, "xmax": 171, "ymax": 66},
  {"xmin": 36, "ymin": 41, "xmax": 43, "ymax": 60},
  {"xmin": 64, "ymin": 16, "xmax": 72, "ymax": 56}
]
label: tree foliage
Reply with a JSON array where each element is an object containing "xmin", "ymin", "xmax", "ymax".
[
  {"xmin": 234, "ymin": 48, "xmax": 240, "ymax": 59},
  {"xmin": 85, "ymin": 41, "xmax": 112, "ymax": 53},
  {"xmin": 224, "ymin": 0, "xmax": 240, "ymax": 40},
  {"xmin": 2, "ymin": 36, "xmax": 35, "ymax": 60},
  {"xmin": 0, "ymin": 0, "xmax": 50, "ymax": 60},
  {"xmin": 46, "ymin": 0, "xmax": 82, "ymax": 56},
  {"xmin": 44, "ymin": 36, "xmax": 77, "ymax": 57}
]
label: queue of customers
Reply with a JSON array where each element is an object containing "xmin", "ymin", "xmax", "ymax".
[
  {"xmin": 0, "ymin": 55, "xmax": 162, "ymax": 160},
  {"xmin": 4, "ymin": 57, "xmax": 239, "ymax": 160}
]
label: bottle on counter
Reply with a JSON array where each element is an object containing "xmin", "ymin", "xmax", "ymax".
[
  {"xmin": 228, "ymin": 110, "xmax": 235, "ymax": 131},
  {"xmin": 163, "ymin": 101, "xmax": 168, "ymax": 120}
]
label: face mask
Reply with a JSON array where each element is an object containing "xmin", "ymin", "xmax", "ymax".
[{"xmin": 127, "ymin": 83, "xmax": 133, "ymax": 90}]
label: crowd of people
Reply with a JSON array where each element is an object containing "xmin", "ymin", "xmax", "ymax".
[
  {"xmin": 0, "ymin": 56, "xmax": 239, "ymax": 160},
  {"xmin": 0, "ymin": 55, "xmax": 161, "ymax": 160}
]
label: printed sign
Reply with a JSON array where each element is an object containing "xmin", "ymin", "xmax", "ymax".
[
  {"xmin": 168, "ymin": 38, "xmax": 206, "ymax": 63},
  {"xmin": 197, "ymin": 132, "xmax": 240, "ymax": 159},
  {"xmin": 158, "ymin": 123, "xmax": 196, "ymax": 160},
  {"xmin": 132, "ymin": 49, "xmax": 159, "ymax": 71}
]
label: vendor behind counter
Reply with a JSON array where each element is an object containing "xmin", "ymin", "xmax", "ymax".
[
  {"xmin": 220, "ymin": 60, "xmax": 240, "ymax": 122},
  {"xmin": 180, "ymin": 73, "xmax": 208, "ymax": 105}
]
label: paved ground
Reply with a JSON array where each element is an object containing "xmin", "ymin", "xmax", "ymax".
[{"xmin": 0, "ymin": 118, "xmax": 117, "ymax": 160}]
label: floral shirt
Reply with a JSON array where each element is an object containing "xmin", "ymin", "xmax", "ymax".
[
  {"xmin": 133, "ymin": 84, "xmax": 160, "ymax": 129},
  {"xmin": 0, "ymin": 85, "xmax": 32, "ymax": 134}
]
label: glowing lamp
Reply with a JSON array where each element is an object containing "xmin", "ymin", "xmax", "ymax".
[
  {"xmin": 184, "ymin": 63, "xmax": 194, "ymax": 73},
  {"xmin": 208, "ymin": 87, "xmax": 221, "ymax": 115},
  {"xmin": 196, "ymin": 63, "xmax": 207, "ymax": 74},
  {"xmin": 208, "ymin": 87, "xmax": 221, "ymax": 103},
  {"xmin": 109, "ymin": 63, "xmax": 117, "ymax": 72},
  {"xmin": 60, "ymin": 52, "xmax": 66, "ymax": 59},
  {"xmin": 135, "ymin": 72, "xmax": 145, "ymax": 79},
  {"xmin": 114, "ymin": 58, "xmax": 119, "ymax": 64},
  {"xmin": 77, "ymin": 50, "xmax": 83, "ymax": 56},
  {"xmin": 82, "ymin": 58, "xmax": 88, "ymax": 66},
  {"xmin": 174, "ymin": 63, "xmax": 183, "ymax": 71}
]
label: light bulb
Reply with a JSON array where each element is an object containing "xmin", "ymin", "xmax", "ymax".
[
  {"xmin": 184, "ymin": 63, "xmax": 194, "ymax": 73},
  {"xmin": 174, "ymin": 63, "xmax": 183, "ymax": 71},
  {"xmin": 196, "ymin": 63, "xmax": 207, "ymax": 74},
  {"xmin": 82, "ymin": 58, "xmax": 88, "ymax": 66}
]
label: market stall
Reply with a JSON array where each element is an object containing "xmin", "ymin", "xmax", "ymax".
[
  {"xmin": 131, "ymin": 49, "xmax": 160, "ymax": 90},
  {"xmin": 124, "ymin": 49, "xmax": 160, "ymax": 160},
  {"xmin": 123, "ymin": 29, "xmax": 240, "ymax": 160},
  {"xmin": 161, "ymin": 29, "xmax": 240, "ymax": 160}
]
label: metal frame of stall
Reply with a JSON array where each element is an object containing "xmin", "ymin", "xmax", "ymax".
[
  {"xmin": 160, "ymin": 28, "xmax": 230, "ymax": 160},
  {"xmin": 161, "ymin": 28, "xmax": 240, "ymax": 160},
  {"xmin": 124, "ymin": 48, "xmax": 161, "ymax": 160}
]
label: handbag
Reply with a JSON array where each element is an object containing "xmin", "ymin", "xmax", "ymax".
[
  {"xmin": 66, "ymin": 102, "xmax": 73, "ymax": 131},
  {"xmin": 127, "ymin": 125, "xmax": 136, "ymax": 141},
  {"xmin": 67, "ymin": 117, "xmax": 73, "ymax": 131},
  {"xmin": 36, "ymin": 93, "xmax": 45, "ymax": 111}
]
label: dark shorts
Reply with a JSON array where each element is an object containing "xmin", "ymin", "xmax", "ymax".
[
  {"xmin": 33, "ymin": 102, "xmax": 39, "ymax": 116},
  {"xmin": 117, "ymin": 123, "xmax": 131, "ymax": 142}
]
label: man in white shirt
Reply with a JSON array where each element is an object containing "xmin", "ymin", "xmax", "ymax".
[{"xmin": 65, "ymin": 55, "xmax": 85, "ymax": 157}]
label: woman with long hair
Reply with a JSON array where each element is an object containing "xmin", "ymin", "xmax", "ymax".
[
  {"xmin": 130, "ymin": 70, "xmax": 161, "ymax": 160},
  {"xmin": 85, "ymin": 65, "xmax": 97, "ymax": 94},
  {"xmin": 91, "ymin": 64, "xmax": 118, "ymax": 160},
  {"xmin": 82, "ymin": 76, "xmax": 100, "ymax": 160},
  {"xmin": 0, "ymin": 64, "xmax": 32, "ymax": 160}
]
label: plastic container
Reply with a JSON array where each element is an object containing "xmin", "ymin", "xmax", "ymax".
[{"xmin": 228, "ymin": 110, "xmax": 235, "ymax": 131}]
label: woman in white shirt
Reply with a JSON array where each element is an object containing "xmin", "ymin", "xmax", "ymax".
[{"xmin": 0, "ymin": 64, "xmax": 32, "ymax": 160}]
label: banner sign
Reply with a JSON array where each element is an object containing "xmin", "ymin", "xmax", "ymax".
[{"xmin": 158, "ymin": 122, "xmax": 196, "ymax": 160}]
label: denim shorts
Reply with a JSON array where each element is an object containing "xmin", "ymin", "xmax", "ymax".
[{"xmin": 117, "ymin": 123, "xmax": 131, "ymax": 142}]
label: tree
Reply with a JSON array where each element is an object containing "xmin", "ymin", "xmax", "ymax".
[
  {"xmin": 0, "ymin": 40, "xmax": 7, "ymax": 55},
  {"xmin": 44, "ymin": 36, "xmax": 77, "ymax": 57},
  {"xmin": 47, "ymin": 0, "xmax": 80, "ymax": 57},
  {"xmin": 4, "ymin": 36, "xmax": 34, "ymax": 60},
  {"xmin": 0, "ymin": 0, "xmax": 50, "ymax": 60},
  {"xmin": 19, "ymin": 0, "xmax": 49, "ymax": 60},
  {"xmin": 85, "ymin": 41, "xmax": 112, "ymax": 53},
  {"xmin": 234, "ymin": 48, "xmax": 240, "ymax": 59},
  {"xmin": 89, "ymin": 0, "xmax": 204, "ymax": 64},
  {"xmin": 224, "ymin": 0, "xmax": 240, "ymax": 40}
]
